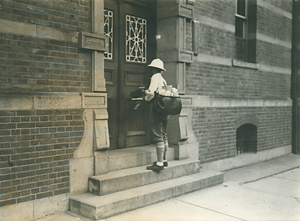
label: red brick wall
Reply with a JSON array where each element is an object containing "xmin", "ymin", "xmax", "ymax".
[
  {"xmin": 186, "ymin": 62, "xmax": 291, "ymax": 99},
  {"xmin": 186, "ymin": 0, "xmax": 292, "ymax": 162},
  {"xmin": 192, "ymin": 106, "xmax": 292, "ymax": 164},
  {"xmin": 0, "ymin": 0, "xmax": 92, "ymax": 93},
  {"xmin": 0, "ymin": 109, "xmax": 84, "ymax": 206},
  {"xmin": 0, "ymin": 0, "xmax": 91, "ymax": 206}
]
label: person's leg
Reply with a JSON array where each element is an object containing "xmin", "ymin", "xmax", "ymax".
[
  {"xmin": 162, "ymin": 117, "xmax": 168, "ymax": 166},
  {"xmin": 147, "ymin": 112, "xmax": 164, "ymax": 171},
  {"xmin": 156, "ymin": 141, "xmax": 164, "ymax": 165}
]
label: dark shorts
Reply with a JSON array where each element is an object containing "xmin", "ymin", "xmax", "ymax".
[{"xmin": 150, "ymin": 104, "xmax": 168, "ymax": 143}]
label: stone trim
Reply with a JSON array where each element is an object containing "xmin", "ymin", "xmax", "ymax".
[
  {"xmin": 79, "ymin": 32, "xmax": 108, "ymax": 52},
  {"xmin": 0, "ymin": 93, "xmax": 109, "ymax": 110},
  {"xmin": 157, "ymin": 2, "xmax": 193, "ymax": 19},
  {"xmin": 193, "ymin": 16, "xmax": 234, "ymax": 33},
  {"xmin": 232, "ymin": 59, "xmax": 258, "ymax": 69},
  {"xmin": 178, "ymin": 4, "xmax": 193, "ymax": 19},
  {"xmin": 235, "ymin": 114, "xmax": 260, "ymax": 129},
  {"xmin": 159, "ymin": 49, "xmax": 194, "ymax": 63},
  {"xmin": 0, "ymin": 194, "xmax": 69, "ymax": 221},
  {"xmin": 91, "ymin": 0, "xmax": 106, "ymax": 92},
  {"xmin": 258, "ymin": 0, "xmax": 292, "ymax": 19},
  {"xmin": 0, "ymin": 18, "xmax": 78, "ymax": 43},
  {"xmin": 94, "ymin": 109, "xmax": 110, "ymax": 150},
  {"xmin": 194, "ymin": 53, "xmax": 291, "ymax": 75},
  {"xmin": 202, "ymin": 145, "xmax": 292, "ymax": 171},
  {"xmin": 82, "ymin": 92, "xmax": 107, "ymax": 109},
  {"xmin": 184, "ymin": 96, "xmax": 293, "ymax": 108},
  {"xmin": 257, "ymin": 33, "xmax": 292, "ymax": 49},
  {"xmin": 0, "ymin": 93, "xmax": 81, "ymax": 110},
  {"xmin": 193, "ymin": 16, "xmax": 291, "ymax": 49},
  {"xmin": 259, "ymin": 63, "xmax": 291, "ymax": 75},
  {"xmin": 194, "ymin": 53, "xmax": 232, "ymax": 67}
]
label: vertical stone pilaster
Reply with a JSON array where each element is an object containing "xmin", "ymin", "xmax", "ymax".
[
  {"xmin": 92, "ymin": 0, "xmax": 106, "ymax": 92},
  {"xmin": 156, "ymin": 0, "xmax": 198, "ymax": 160},
  {"xmin": 71, "ymin": 0, "xmax": 110, "ymax": 192}
]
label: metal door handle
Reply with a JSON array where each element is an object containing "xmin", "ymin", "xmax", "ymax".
[{"xmin": 131, "ymin": 98, "xmax": 143, "ymax": 101}]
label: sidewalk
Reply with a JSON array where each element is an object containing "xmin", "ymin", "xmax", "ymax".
[{"xmin": 36, "ymin": 154, "xmax": 300, "ymax": 221}]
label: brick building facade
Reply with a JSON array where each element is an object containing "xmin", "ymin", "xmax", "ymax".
[{"xmin": 0, "ymin": 0, "xmax": 298, "ymax": 220}]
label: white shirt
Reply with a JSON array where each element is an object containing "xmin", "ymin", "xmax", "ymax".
[{"xmin": 145, "ymin": 73, "xmax": 167, "ymax": 101}]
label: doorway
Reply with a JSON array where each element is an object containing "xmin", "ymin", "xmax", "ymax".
[{"xmin": 104, "ymin": 0, "xmax": 157, "ymax": 149}]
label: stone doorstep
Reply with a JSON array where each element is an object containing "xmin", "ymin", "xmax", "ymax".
[
  {"xmin": 89, "ymin": 159, "xmax": 201, "ymax": 196},
  {"xmin": 94, "ymin": 145, "xmax": 176, "ymax": 174},
  {"xmin": 70, "ymin": 170, "xmax": 224, "ymax": 220}
]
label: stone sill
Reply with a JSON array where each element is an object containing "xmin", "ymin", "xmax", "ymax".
[{"xmin": 232, "ymin": 59, "xmax": 258, "ymax": 70}]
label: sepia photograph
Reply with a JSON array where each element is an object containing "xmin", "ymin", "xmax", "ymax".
[{"xmin": 0, "ymin": 0, "xmax": 300, "ymax": 220}]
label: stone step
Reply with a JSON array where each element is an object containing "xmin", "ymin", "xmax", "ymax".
[
  {"xmin": 94, "ymin": 145, "xmax": 176, "ymax": 174},
  {"xmin": 89, "ymin": 159, "xmax": 201, "ymax": 196},
  {"xmin": 70, "ymin": 169, "xmax": 223, "ymax": 220}
]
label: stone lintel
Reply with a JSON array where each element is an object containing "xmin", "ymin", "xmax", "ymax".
[{"xmin": 79, "ymin": 32, "xmax": 108, "ymax": 52}]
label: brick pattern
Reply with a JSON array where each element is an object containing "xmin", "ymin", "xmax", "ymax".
[
  {"xmin": 0, "ymin": 0, "xmax": 92, "ymax": 93},
  {"xmin": 257, "ymin": 6, "xmax": 291, "ymax": 42},
  {"xmin": 257, "ymin": 40, "xmax": 291, "ymax": 68},
  {"xmin": 186, "ymin": 1, "xmax": 292, "ymax": 163},
  {"xmin": 186, "ymin": 61, "xmax": 291, "ymax": 99},
  {"xmin": 193, "ymin": 0, "xmax": 235, "ymax": 24},
  {"xmin": 263, "ymin": 0, "xmax": 292, "ymax": 13},
  {"xmin": 0, "ymin": 109, "xmax": 84, "ymax": 207},
  {"xmin": 192, "ymin": 107, "xmax": 292, "ymax": 164},
  {"xmin": 0, "ymin": 0, "xmax": 91, "ymax": 31},
  {"xmin": 190, "ymin": 1, "xmax": 292, "ymax": 66}
]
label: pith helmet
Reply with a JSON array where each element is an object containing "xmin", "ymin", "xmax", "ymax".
[{"xmin": 147, "ymin": 58, "xmax": 166, "ymax": 71}]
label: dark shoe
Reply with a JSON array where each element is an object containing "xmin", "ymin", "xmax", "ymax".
[
  {"xmin": 146, "ymin": 163, "xmax": 164, "ymax": 172},
  {"xmin": 153, "ymin": 161, "xmax": 168, "ymax": 167}
]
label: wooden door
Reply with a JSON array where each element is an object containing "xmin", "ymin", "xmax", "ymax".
[{"xmin": 104, "ymin": 0, "xmax": 156, "ymax": 149}]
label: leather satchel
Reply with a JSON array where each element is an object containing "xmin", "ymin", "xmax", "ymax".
[{"xmin": 153, "ymin": 91, "xmax": 182, "ymax": 115}]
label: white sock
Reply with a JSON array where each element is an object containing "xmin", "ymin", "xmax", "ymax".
[{"xmin": 156, "ymin": 161, "xmax": 163, "ymax": 166}]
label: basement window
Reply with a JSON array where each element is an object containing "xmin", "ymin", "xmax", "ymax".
[{"xmin": 236, "ymin": 124, "xmax": 257, "ymax": 154}]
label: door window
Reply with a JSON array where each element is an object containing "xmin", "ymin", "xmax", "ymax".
[
  {"xmin": 125, "ymin": 15, "xmax": 147, "ymax": 63},
  {"xmin": 104, "ymin": 9, "xmax": 114, "ymax": 60}
]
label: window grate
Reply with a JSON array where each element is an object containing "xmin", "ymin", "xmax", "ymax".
[
  {"xmin": 125, "ymin": 15, "xmax": 147, "ymax": 63},
  {"xmin": 104, "ymin": 9, "xmax": 113, "ymax": 60}
]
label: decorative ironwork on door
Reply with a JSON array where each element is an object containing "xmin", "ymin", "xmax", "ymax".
[
  {"xmin": 104, "ymin": 9, "xmax": 113, "ymax": 60},
  {"xmin": 126, "ymin": 15, "xmax": 147, "ymax": 63}
]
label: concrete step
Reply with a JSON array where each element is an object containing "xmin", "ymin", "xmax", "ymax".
[
  {"xmin": 70, "ymin": 169, "xmax": 223, "ymax": 220},
  {"xmin": 89, "ymin": 159, "xmax": 201, "ymax": 196},
  {"xmin": 94, "ymin": 145, "xmax": 175, "ymax": 174}
]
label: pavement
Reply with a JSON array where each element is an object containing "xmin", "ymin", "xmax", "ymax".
[{"xmin": 35, "ymin": 154, "xmax": 300, "ymax": 221}]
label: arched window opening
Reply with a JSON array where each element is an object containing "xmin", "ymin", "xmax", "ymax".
[{"xmin": 236, "ymin": 124, "xmax": 257, "ymax": 154}]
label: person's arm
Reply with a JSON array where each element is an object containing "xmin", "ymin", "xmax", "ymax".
[{"xmin": 145, "ymin": 75, "xmax": 158, "ymax": 101}]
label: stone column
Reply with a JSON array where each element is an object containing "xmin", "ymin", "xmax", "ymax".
[
  {"xmin": 156, "ymin": 0, "xmax": 198, "ymax": 160},
  {"xmin": 70, "ymin": 0, "xmax": 110, "ymax": 193}
]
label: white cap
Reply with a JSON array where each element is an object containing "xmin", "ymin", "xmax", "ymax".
[{"xmin": 147, "ymin": 58, "xmax": 166, "ymax": 71}]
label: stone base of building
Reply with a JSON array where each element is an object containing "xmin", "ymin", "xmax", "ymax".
[
  {"xmin": 201, "ymin": 145, "xmax": 292, "ymax": 172},
  {"xmin": 0, "ymin": 194, "xmax": 69, "ymax": 221}
]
